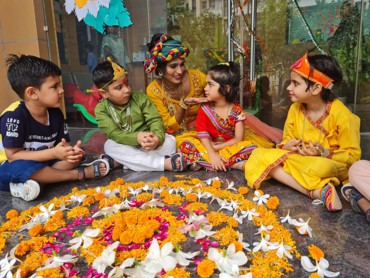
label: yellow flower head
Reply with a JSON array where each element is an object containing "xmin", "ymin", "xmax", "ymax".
[
  {"xmin": 308, "ymin": 244, "xmax": 325, "ymax": 261},
  {"xmin": 197, "ymin": 259, "xmax": 216, "ymax": 278}
]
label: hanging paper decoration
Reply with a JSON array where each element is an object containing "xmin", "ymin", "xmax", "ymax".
[
  {"xmin": 64, "ymin": 0, "xmax": 110, "ymax": 21},
  {"xmin": 64, "ymin": 0, "xmax": 133, "ymax": 34},
  {"xmin": 292, "ymin": 0, "xmax": 326, "ymax": 54}
]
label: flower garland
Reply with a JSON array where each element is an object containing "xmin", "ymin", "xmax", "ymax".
[{"xmin": 0, "ymin": 177, "xmax": 340, "ymax": 277}]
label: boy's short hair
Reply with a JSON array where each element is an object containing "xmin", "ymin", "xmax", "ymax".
[
  {"xmin": 92, "ymin": 61, "xmax": 115, "ymax": 89},
  {"xmin": 6, "ymin": 54, "xmax": 62, "ymax": 99}
]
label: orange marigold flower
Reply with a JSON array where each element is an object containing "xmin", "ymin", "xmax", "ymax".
[
  {"xmin": 120, "ymin": 230, "xmax": 133, "ymax": 245},
  {"xmin": 191, "ymin": 178, "xmax": 202, "ymax": 185},
  {"xmin": 238, "ymin": 186, "xmax": 249, "ymax": 195},
  {"xmin": 164, "ymin": 267, "xmax": 191, "ymax": 278},
  {"xmin": 212, "ymin": 179, "xmax": 221, "ymax": 188},
  {"xmin": 266, "ymin": 196, "xmax": 280, "ymax": 210},
  {"xmin": 308, "ymin": 244, "xmax": 325, "ymax": 261},
  {"xmin": 160, "ymin": 189, "xmax": 170, "ymax": 198},
  {"xmin": 232, "ymin": 240, "xmax": 244, "ymax": 252},
  {"xmin": 309, "ymin": 273, "xmax": 322, "ymax": 278},
  {"xmin": 28, "ymin": 224, "xmax": 44, "ymax": 237},
  {"xmin": 197, "ymin": 259, "xmax": 216, "ymax": 278},
  {"xmin": 186, "ymin": 193, "xmax": 198, "ymax": 202},
  {"xmin": 82, "ymin": 196, "xmax": 95, "ymax": 206},
  {"xmin": 16, "ymin": 242, "xmax": 31, "ymax": 256},
  {"xmin": 6, "ymin": 209, "xmax": 19, "ymax": 219},
  {"xmin": 67, "ymin": 206, "xmax": 90, "ymax": 219},
  {"xmin": 0, "ymin": 236, "xmax": 6, "ymax": 254},
  {"xmin": 95, "ymin": 192, "xmax": 105, "ymax": 201},
  {"xmin": 160, "ymin": 176, "xmax": 169, "ymax": 184},
  {"xmin": 36, "ymin": 268, "xmax": 64, "ymax": 278}
]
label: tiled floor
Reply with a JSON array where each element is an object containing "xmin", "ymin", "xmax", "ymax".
[{"xmin": 0, "ymin": 108, "xmax": 369, "ymax": 277}]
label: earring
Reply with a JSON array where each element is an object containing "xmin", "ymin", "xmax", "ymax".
[{"xmin": 158, "ymin": 71, "xmax": 163, "ymax": 78}]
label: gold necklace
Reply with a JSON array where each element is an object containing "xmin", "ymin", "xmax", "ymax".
[{"xmin": 162, "ymin": 80, "xmax": 183, "ymax": 100}]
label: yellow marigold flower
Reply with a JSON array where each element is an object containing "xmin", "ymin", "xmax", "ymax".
[
  {"xmin": 238, "ymin": 186, "xmax": 249, "ymax": 195},
  {"xmin": 197, "ymin": 259, "xmax": 216, "ymax": 278},
  {"xmin": 212, "ymin": 179, "xmax": 221, "ymax": 188},
  {"xmin": 256, "ymin": 189, "xmax": 264, "ymax": 195},
  {"xmin": 160, "ymin": 189, "xmax": 170, "ymax": 198},
  {"xmin": 232, "ymin": 240, "xmax": 244, "ymax": 252},
  {"xmin": 308, "ymin": 244, "xmax": 325, "ymax": 261},
  {"xmin": 214, "ymin": 226, "xmax": 238, "ymax": 246},
  {"xmin": 136, "ymin": 192, "xmax": 153, "ymax": 203},
  {"xmin": 95, "ymin": 192, "xmax": 105, "ymax": 201},
  {"xmin": 52, "ymin": 210, "xmax": 64, "ymax": 220},
  {"xmin": 0, "ymin": 236, "xmax": 6, "ymax": 253},
  {"xmin": 44, "ymin": 217, "xmax": 66, "ymax": 232},
  {"xmin": 36, "ymin": 268, "xmax": 64, "ymax": 277},
  {"xmin": 266, "ymin": 196, "xmax": 280, "ymax": 210},
  {"xmin": 309, "ymin": 273, "xmax": 322, "ymax": 278},
  {"xmin": 132, "ymin": 231, "xmax": 147, "ymax": 244},
  {"xmin": 120, "ymin": 230, "xmax": 133, "ymax": 245},
  {"xmin": 191, "ymin": 178, "xmax": 202, "ymax": 185},
  {"xmin": 163, "ymin": 194, "xmax": 183, "ymax": 205},
  {"xmin": 16, "ymin": 242, "xmax": 31, "ymax": 256},
  {"xmin": 160, "ymin": 176, "xmax": 169, "ymax": 184},
  {"xmin": 22, "ymin": 250, "xmax": 49, "ymax": 273},
  {"xmin": 67, "ymin": 206, "xmax": 90, "ymax": 219},
  {"xmin": 28, "ymin": 224, "xmax": 44, "ymax": 237},
  {"xmin": 82, "ymin": 196, "xmax": 95, "ymax": 206},
  {"xmin": 207, "ymin": 211, "xmax": 228, "ymax": 226},
  {"xmin": 228, "ymin": 216, "xmax": 239, "ymax": 228},
  {"xmin": 186, "ymin": 193, "xmax": 198, "ymax": 202},
  {"xmin": 164, "ymin": 267, "xmax": 191, "ymax": 278},
  {"xmin": 6, "ymin": 209, "xmax": 19, "ymax": 219},
  {"xmin": 185, "ymin": 202, "xmax": 208, "ymax": 212}
]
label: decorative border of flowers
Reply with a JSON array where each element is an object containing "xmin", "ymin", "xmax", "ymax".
[{"xmin": 0, "ymin": 177, "xmax": 339, "ymax": 278}]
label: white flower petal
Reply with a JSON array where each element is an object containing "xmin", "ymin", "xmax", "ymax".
[{"xmin": 301, "ymin": 256, "xmax": 317, "ymax": 272}]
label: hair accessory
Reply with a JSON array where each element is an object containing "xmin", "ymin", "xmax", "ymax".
[
  {"xmin": 99, "ymin": 57, "xmax": 128, "ymax": 89},
  {"xmin": 144, "ymin": 34, "xmax": 190, "ymax": 73},
  {"xmin": 290, "ymin": 52, "xmax": 334, "ymax": 89},
  {"xmin": 219, "ymin": 62, "xmax": 230, "ymax": 66}
]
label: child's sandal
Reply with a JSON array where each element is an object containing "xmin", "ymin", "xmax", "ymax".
[
  {"xmin": 349, "ymin": 188, "xmax": 365, "ymax": 214},
  {"xmin": 78, "ymin": 159, "xmax": 110, "ymax": 181}
]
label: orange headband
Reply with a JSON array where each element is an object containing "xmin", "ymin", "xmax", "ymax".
[{"xmin": 290, "ymin": 52, "xmax": 334, "ymax": 89}]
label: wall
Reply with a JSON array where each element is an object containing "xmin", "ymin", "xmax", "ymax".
[{"xmin": 0, "ymin": 0, "xmax": 59, "ymax": 113}]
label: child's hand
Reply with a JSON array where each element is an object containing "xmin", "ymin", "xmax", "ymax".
[
  {"xmin": 54, "ymin": 139, "xmax": 79, "ymax": 162},
  {"xmin": 282, "ymin": 139, "xmax": 301, "ymax": 152},
  {"xmin": 138, "ymin": 132, "xmax": 159, "ymax": 151},
  {"xmin": 69, "ymin": 140, "xmax": 85, "ymax": 163},
  {"xmin": 297, "ymin": 140, "xmax": 321, "ymax": 156},
  {"xmin": 209, "ymin": 152, "xmax": 227, "ymax": 172}
]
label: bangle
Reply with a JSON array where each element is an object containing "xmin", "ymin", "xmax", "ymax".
[{"xmin": 179, "ymin": 98, "xmax": 188, "ymax": 110}]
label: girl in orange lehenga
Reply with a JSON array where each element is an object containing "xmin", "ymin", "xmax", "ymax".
[{"xmin": 244, "ymin": 52, "xmax": 361, "ymax": 212}]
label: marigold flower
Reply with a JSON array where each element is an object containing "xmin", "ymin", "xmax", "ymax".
[
  {"xmin": 82, "ymin": 196, "xmax": 95, "ymax": 206},
  {"xmin": 267, "ymin": 196, "xmax": 280, "ymax": 210},
  {"xmin": 308, "ymin": 244, "xmax": 325, "ymax": 261},
  {"xmin": 28, "ymin": 224, "xmax": 44, "ymax": 237},
  {"xmin": 95, "ymin": 192, "xmax": 105, "ymax": 201},
  {"xmin": 309, "ymin": 273, "xmax": 322, "ymax": 278},
  {"xmin": 0, "ymin": 236, "xmax": 6, "ymax": 253},
  {"xmin": 212, "ymin": 179, "xmax": 221, "ymax": 188},
  {"xmin": 6, "ymin": 209, "xmax": 19, "ymax": 219},
  {"xmin": 67, "ymin": 206, "xmax": 90, "ymax": 219},
  {"xmin": 164, "ymin": 267, "xmax": 191, "ymax": 278},
  {"xmin": 186, "ymin": 193, "xmax": 198, "ymax": 202},
  {"xmin": 238, "ymin": 186, "xmax": 249, "ymax": 195},
  {"xmin": 160, "ymin": 176, "xmax": 169, "ymax": 184},
  {"xmin": 197, "ymin": 259, "xmax": 216, "ymax": 278}
]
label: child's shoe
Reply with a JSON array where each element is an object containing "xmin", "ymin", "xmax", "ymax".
[
  {"xmin": 9, "ymin": 179, "xmax": 40, "ymax": 201},
  {"xmin": 320, "ymin": 183, "xmax": 342, "ymax": 212}
]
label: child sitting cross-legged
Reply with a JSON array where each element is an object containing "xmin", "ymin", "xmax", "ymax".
[
  {"xmin": 0, "ymin": 54, "xmax": 110, "ymax": 201},
  {"xmin": 92, "ymin": 58, "xmax": 185, "ymax": 172}
]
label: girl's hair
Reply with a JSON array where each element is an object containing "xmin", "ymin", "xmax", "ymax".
[
  {"xmin": 207, "ymin": 62, "xmax": 240, "ymax": 102},
  {"xmin": 305, "ymin": 54, "xmax": 343, "ymax": 101}
]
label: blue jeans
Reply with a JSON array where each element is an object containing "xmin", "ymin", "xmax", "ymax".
[{"xmin": 0, "ymin": 160, "xmax": 52, "ymax": 191}]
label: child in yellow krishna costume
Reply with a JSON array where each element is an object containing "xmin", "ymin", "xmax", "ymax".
[
  {"xmin": 244, "ymin": 52, "xmax": 361, "ymax": 212},
  {"xmin": 144, "ymin": 34, "xmax": 282, "ymax": 169}
]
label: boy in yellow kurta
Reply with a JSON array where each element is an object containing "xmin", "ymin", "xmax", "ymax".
[{"xmin": 244, "ymin": 52, "xmax": 361, "ymax": 212}]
